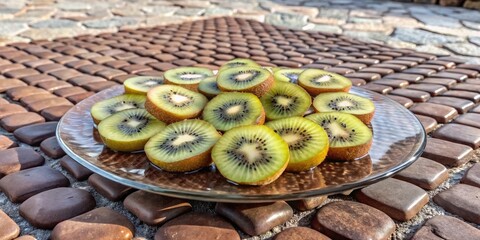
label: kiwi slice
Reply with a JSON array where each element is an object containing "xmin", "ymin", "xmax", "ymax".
[
  {"xmin": 98, "ymin": 109, "xmax": 165, "ymax": 152},
  {"xmin": 216, "ymin": 66, "xmax": 274, "ymax": 97},
  {"xmin": 274, "ymin": 68, "xmax": 305, "ymax": 84},
  {"xmin": 306, "ymin": 112, "xmax": 372, "ymax": 161},
  {"xmin": 212, "ymin": 125, "xmax": 289, "ymax": 185},
  {"xmin": 203, "ymin": 92, "xmax": 265, "ymax": 131},
  {"xmin": 90, "ymin": 94, "xmax": 146, "ymax": 124},
  {"xmin": 313, "ymin": 92, "xmax": 375, "ymax": 124},
  {"xmin": 260, "ymin": 81, "xmax": 312, "ymax": 120},
  {"xmin": 198, "ymin": 76, "xmax": 221, "ymax": 99},
  {"xmin": 164, "ymin": 67, "xmax": 214, "ymax": 91},
  {"xmin": 145, "ymin": 119, "xmax": 221, "ymax": 172},
  {"xmin": 266, "ymin": 117, "xmax": 329, "ymax": 172},
  {"xmin": 145, "ymin": 85, "xmax": 208, "ymax": 123},
  {"xmin": 218, "ymin": 58, "xmax": 260, "ymax": 72},
  {"xmin": 124, "ymin": 76, "xmax": 164, "ymax": 95},
  {"xmin": 298, "ymin": 69, "xmax": 352, "ymax": 95}
]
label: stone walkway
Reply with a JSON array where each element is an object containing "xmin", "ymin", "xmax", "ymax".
[{"xmin": 0, "ymin": 0, "xmax": 479, "ymax": 63}]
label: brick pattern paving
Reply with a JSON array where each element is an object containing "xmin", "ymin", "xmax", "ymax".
[{"xmin": 0, "ymin": 16, "xmax": 479, "ymax": 240}]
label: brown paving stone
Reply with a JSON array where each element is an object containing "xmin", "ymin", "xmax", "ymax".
[
  {"xmin": 422, "ymin": 138, "xmax": 473, "ymax": 167},
  {"xmin": 51, "ymin": 207, "xmax": 134, "ymax": 240},
  {"xmin": 402, "ymin": 68, "xmax": 436, "ymax": 76},
  {"xmin": 432, "ymin": 123, "xmax": 480, "ymax": 149},
  {"xmin": 406, "ymin": 84, "xmax": 447, "ymax": 96},
  {"xmin": 19, "ymin": 187, "xmax": 96, "ymax": 229},
  {"xmin": 416, "ymin": 64, "xmax": 446, "ymax": 71},
  {"xmin": 462, "ymin": 163, "xmax": 480, "ymax": 188},
  {"xmin": 0, "ymin": 209, "xmax": 20, "ymax": 240},
  {"xmin": 409, "ymin": 103, "xmax": 458, "ymax": 123},
  {"xmin": 373, "ymin": 79, "xmax": 409, "ymax": 88},
  {"xmin": 49, "ymin": 69, "xmax": 83, "ymax": 81},
  {"xmin": 394, "ymin": 157, "xmax": 447, "ymax": 190},
  {"xmin": 349, "ymin": 78, "xmax": 366, "ymax": 86},
  {"xmin": 420, "ymin": 77, "xmax": 457, "ymax": 88},
  {"xmin": 124, "ymin": 191, "xmax": 192, "ymax": 225},
  {"xmin": 0, "ymin": 104, "xmax": 27, "ymax": 119},
  {"xmin": 53, "ymin": 86, "xmax": 86, "ymax": 98},
  {"xmin": 37, "ymin": 80, "xmax": 72, "ymax": 92},
  {"xmin": 6, "ymin": 86, "xmax": 49, "ymax": 101},
  {"xmin": 13, "ymin": 121, "xmax": 58, "ymax": 145},
  {"xmin": 4, "ymin": 68, "xmax": 39, "ymax": 79},
  {"xmin": 454, "ymin": 113, "xmax": 480, "ymax": 129},
  {"xmin": 83, "ymin": 81, "xmax": 119, "ymax": 92},
  {"xmin": 0, "ymin": 147, "xmax": 44, "ymax": 178},
  {"xmin": 451, "ymin": 83, "xmax": 480, "ymax": 93},
  {"xmin": 466, "ymin": 78, "xmax": 480, "ymax": 85},
  {"xmin": 0, "ymin": 112, "xmax": 45, "ymax": 132},
  {"xmin": 36, "ymin": 63, "xmax": 65, "ymax": 73},
  {"xmin": 215, "ymin": 201, "xmax": 293, "ymax": 236},
  {"xmin": 383, "ymin": 73, "xmax": 424, "ymax": 83},
  {"xmin": 446, "ymin": 68, "xmax": 478, "ymax": 78},
  {"xmin": 0, "ymin": 98, "xmax": 8, "ymax": 105},
  {"xmin": 41, "ymin": 105, "xmax": 72, "ymax": 121},
  {"xmin": 360, "ymin": 83, "xmax": 392, "ymax": 94},
  {"xmin": 470, "ymin": 105, "xmax": 480, "ymax": 113},
  {"xmin": 356, "ymin": 178, "xmax": 429, "ymax": 221},
  {"xmin": 27, "ymin": 97, "xmax": 73, "ymax": 113},
  {"xmin": 411, "ymin": 215, "xmax": 480, "ymax": 240},
  {"xmin": 390, "ymin": 88, "xmax": 430, "ymax": 102},
  {"xmin": 0, "ymin": 135, "xmax": 17, "ymax": 150},
  {"xmin": 59, "ymin": 155, "xmax": 92, "ymax": 181},
  {"xmin": 19, "ymin": 93, "xmax": 56, "ymax": 106},
  {"xmin": 344, "ymin": 72, "xmax": 381, "ymax": 81},
  {"xmin": 433, "ymin": 184, "xmax": 480, "ymax": 224},
  {"xmin": 15, "ymin": 235, "xmax": 36, "ymax": 240},
  {"xmin": 0, "ymin": 166, "xmax": 69, "ymax": 203},
  {"xmin": 375, "ymin": 63, "xmax": 407, "ymax": 72},
  {"xmin": 323, "ymin": 67, "xmax": 354, "ymax": 75},
  {"xmin": 21, "ymin": 74, "xmax": 56, "ymax": 86},
  {"xmin": 273, "ymin": 227, "xmax": 330, "ymax": 240},
  {"xmin": 67, "ymin": 92, "xmax": 94, "ymax": 104},
  {"xmin": 40, "ymin": 136, "xmax": 65, "ymax": 159},
  {"xmin": 312, "ymin": 201, "xmax": 395, "ymax": 240},
  {"xmin": 67, "ymin": 75, "xmax": 105, "ymax": 86},
  {"xmin": 155, "ymin": 212, "xmax": 240, "ymax": 240},
  {"xmin": 386, "ymin": 95, "xmax": 413, "ymax": 108},
  {"xmin": 88, "ymin": 174, "xmax": 134, "ymax": 201},
  {"xmin": 289, "ymin": 196, "xmax": 327, "ymax": 211},
  {"xmin": 0, "ymin": 79, "xmax": 27, "ymax": 92},
  {"xmin": 441, "ymin": 90, "xmax": 480, "ymax": 103},
  {"xmin": 0, "ymin": 64, "xmax": 24, "ymax": 74},
  {"xmin": 359, "ymin": 67, "xmax": 394, "ymax": 76},
  {"xmin": 432, "ymin": 72, "xmax": 468, "ymax": 82},
  {"xmin": 415, "ymin": 114, "xmax": 437, "ymax": 133},
  {"xmin": 24, "ymin": 59, "xmax": 54, "ymax": 68}
]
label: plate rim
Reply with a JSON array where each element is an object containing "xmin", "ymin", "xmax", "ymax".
[{"xmin": 56, "ymin": 85, "xmax": 426, "ymax": 202}]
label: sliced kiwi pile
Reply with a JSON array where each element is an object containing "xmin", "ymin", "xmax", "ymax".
[
  {"xmin": 203, "ymin": 92, "xmax": 265, "ymax": 131},
  {"xmin": 164, "ymin": 67, "xmax": 214, "ymax": 91},
  {"xmin": 306, "ymin": 112, "xmax": 372, "ymax": 161},
  {"xmin": 313, "ymin": 92, "xmax": 375, "ymax": 124},
  {"xmin": 124, "ymin": 76, "xmax": 164, "ymax": 95},
  {"xmin": 260, "ymin": 81, "xmax": 311, "ymax": 120},
  {"xmin": 299, "ymin": 69, "xmax": 352, "ymax": 95},
  {"xmin": 98, "ymin": 109, "xmax": 166, "ymax": 152},
  {"xmin": 89, "ymin": 58, "xmax": 376, "ymax": 186},
  {"xmin": 90, "ymin": 94, "xmax": 146, "ymax": 124}
]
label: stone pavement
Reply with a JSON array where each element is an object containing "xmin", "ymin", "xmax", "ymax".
[{"xmin": 0, "ymin": 0, "xmax": 479, "ymax": 63}]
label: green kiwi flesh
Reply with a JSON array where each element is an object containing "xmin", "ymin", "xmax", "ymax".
[
  {"xmin": 202, "ymin": 92, "xmax": 264, "ymax": 131},
  {"xmin": 91, "ymin": 94, "xmax": 146, "ymax": 124},
  {"xmin": 218, "ymin": 58, "xmax": 260, "ymax": 72},
  {"xmin": 198, "ymin": 76, "xmax": 221, "ymax": 98},
  {"xmin": 212, "ymin": 125, "xmax": 289, "ymax": 185},
  {"xmin": 274, "ymin": 68, "xmax": 305, "ymax": 83},
  {"xmin": 164, "ymin": 67, "xmax": 214, "ymax": 85},
  {"xmin": 98, "ymin": 109, "xmax": 166, "ymax": 152},
  {"xmin": 313, "ymin": 92, "xmax": 374, "ymax": 124},
  {"xmin": 260, "ymin": 81, "xmax": 312, "ymax": 120},
  {"xmin": 216, "ymin": 66, "xmax": 271, "ymax": 91},
  {"xmin": 299, "ymin": 69, "xmax": 352, "ymax": 92},
  {"xmin": 124, "ymin": 76, "xmax": 164, "ymax": 94}
]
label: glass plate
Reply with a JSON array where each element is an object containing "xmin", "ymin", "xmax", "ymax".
[{"xmin": 57, "ymin": 85, "xmax": 426, "ymax": 202}]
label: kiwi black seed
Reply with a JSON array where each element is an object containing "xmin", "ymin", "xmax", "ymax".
[
  {"xmin": 260, "ymin": 81, "xmax": 312, "ymax": 120},
  {"xmin": 306, "ymin": 112, "xmax": 372, "ymax": 161}
]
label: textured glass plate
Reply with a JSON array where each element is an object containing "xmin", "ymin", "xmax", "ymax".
[{"xmin": 57, "ymin": 85, "xmax": 426, "ymax": 202}]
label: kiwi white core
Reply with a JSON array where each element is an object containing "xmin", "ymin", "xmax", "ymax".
[
  {"xmin": 144, "ymin": 80, "xmax": 159, "ymax": 86},
  {"xmin": 236, "ymin": 73, "xmax": 253, "ymax": 81},
  {"xmin": 276, "ymin": 96, "xmax": 292, "ymax": 106},
  {"xmin": 314, "ymin": 75, "xmax": 331, "ymax": 83},
  {"xmin": 238, "ymin": 143, "xmax": 261, "ymax": 164},
  {"xmin": 226, "ymin": 105, "xmax": 243, "ymax": 115},
  {"xmin": 114, "ymin": 103, "xmax": 137, "ymax": 112},
  {"xmin": 126, "ymin": 119, "xmax": 144, "ymax": 128},
  {"xmin": 282, "ymin": 133, "xmax": 302, "ymax": 145},
  {"xmin": 338, "ymin": 100, "xmax": 354, "ymax": 107},
  {"xmin": 171, "ymin": 94, "xmax": 191, "ymax": 104},
  {"xmin": 172, "ymin": 134, "xmax": 196, "ymax": 146},
  {"xmin": 329, "ymin": 122, "xmax": 350, "ymax": 138},
  {"xmin": 181, "ymin": 73, "xmax": 204, "ymax": 80}
]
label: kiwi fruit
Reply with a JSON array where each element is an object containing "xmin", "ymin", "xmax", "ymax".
[
  {"xmin": 145, "ymin": 119, "xmax": 221, "ymax": 172},
  {"xmin": 164, "ymin": 67, "xmax": 214, "ymax": 91},
  {"xmin": 145, "ymin": 85, "xmax": 208, "ymax": 124},
  {"xmin": 98, "ymin": 109, "xmax": 165, "ymax": 152},
  {"xmin": 306, "ymin": 112, "xmax": 372, "ymax": 161},
  {"xmin": 260, "ymin": 81, "xmax": 312, "ymax": 120},
  {"xmin": 313, "ymin": 92, "xmax": 375, "ymax": 124},
  {"xmin": 212, "ymin": 125, "xmax": 289, "ymax": 185},
  {"xmin": 266, "ymin": 117, "xmax": 329, "ymax": 172},
  {"xmin": 124, "ymin": 76, "xmax": 164, "ymax": 95},
  {"xmin": 298, "ymin": 69, "xmax": 352, "ymax": 95},
  {"xmin": 218, "ymin": 58, "xmax": 260, "ymax": 72},
  {"xmin": 202, "ymin": 92, "xmax": 265, "ymax": 131},
  {"xmin": 91, "ymin": 94, "xmax": 146, "ymax": 124},
  {"xmin": 198, "ymin": 76, "xmax": 221, "ymax": 99},
  {"xmin": 216, "ymin": 66, "xmax": 274, "ymax": 97},
  {"xmin": 274, "ymin": 68, "xmax": 305, "ymax": 84}
]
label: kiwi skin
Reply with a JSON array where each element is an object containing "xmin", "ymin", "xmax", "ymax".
[{"xmin": 217, "ymin": 67, "xmax": 275, "ymax": 97}]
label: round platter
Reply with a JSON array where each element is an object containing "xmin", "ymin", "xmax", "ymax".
[{"xmin": 57, "ymin": 85, "xmax": 426, "ymax": 202}]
